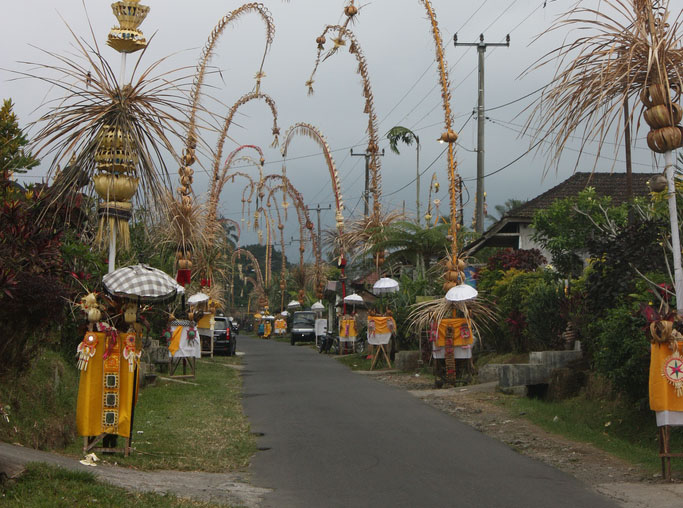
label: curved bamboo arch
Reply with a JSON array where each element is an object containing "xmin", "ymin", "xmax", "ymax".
[
  {"xmin": 230, "ymin": 247, "xmax": 265, "ymax": 309},
  {"xmin": 187, "ymin": 3, "xmax": 275, "ymax": 150},
  {"xmin": 208, "ymin": 144, "xmax": 265, "ymax": 227},
  {"xmin": 280, "ymin": 122, "xmax": 344, "ymax": 233},
  {"xmin": 212, "ymin": 91, "xmax": 279, "ymax": 192},
  {"xmin": 259, "ymin": 174, "xmax": 324, "ymax": 298},
  {"xmin": 420, "ymin": 0, "xmax": 459, "ymax": 254},
  {"xmin": 306, "ymin": 24, "xmax": 382, "ymax": 218}
]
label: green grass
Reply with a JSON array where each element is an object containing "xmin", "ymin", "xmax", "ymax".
[
  {"xmin": 0, "ymin": 463, "xmax": 224, "ymax": 507},
  {"xmin": 498, "ymin": 393, "xmax": 683, "ymax": 473},
  {"xmin": 0, "ymin": 351, "xmax": 79, "ymax": 449},
  {"xmin": 335, "ymin": 352, "xmax": 374, "ymax": 371},
  {"xmin": 64, "ymin": 356, "xmax": 256, "ymax": 472}
]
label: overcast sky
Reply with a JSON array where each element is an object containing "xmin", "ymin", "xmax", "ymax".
[{"xmin": 1, "ymin": 0, "xmax": 676, "ymax": 262}]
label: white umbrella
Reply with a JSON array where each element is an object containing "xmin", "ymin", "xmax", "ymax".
[
  {"xmin": 311, "ymin": 301, "xmax": 325, "ymax": 311},
  {"xmin": 280, "ymin": 310, "xmax": 289, "ymax": 316},
  {"xmin": 287, "ymin": 300, "xmax": 302, "ymax": 309},
  {"xmin": 187, "ymin": 292, "xmax": 209, "ymax": 305},
  {"xmin": 102, "ymin": 264, "xmax": 178, "ymax": 303},
  {"xmin": 445, "ymin": 284, "xmax": 478, "ymax": 302},
  {"xmin": 344, "ymin": 293, "xmax": 364, "ymax": 304},
  {"xmin": 372, "ymin": 277, "xmax": 400, "ymax": 295}
]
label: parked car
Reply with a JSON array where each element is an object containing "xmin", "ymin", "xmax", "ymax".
[
  {"xmin": 213, "ymin": 316, "xmax": 236, "ymax": 355},
  {"xmin": 291, "ymin": 311, "xmax": 316, "ymax": 345}
]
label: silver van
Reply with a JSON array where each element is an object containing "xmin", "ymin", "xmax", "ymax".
[{"xmin": 291, "ymin": 311, "xmax": 316, "ymax": 345}]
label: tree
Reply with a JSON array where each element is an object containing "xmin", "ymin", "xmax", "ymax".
[
  {"xmin": 532, "ymin": 188, "xmax": 629, "ymax": 276},
  {"xmin": 387, "ymin": 126, "xmax": 421, "ymax": 225},
  {"xmin": 486, "ymin": 198, "xmax": 527, "ymax": 225},
  {"xmin": 0, "ymin": 99, "xmax": 39, "ymax": 178},
  {"xmin": 375, "ymin": 221, "xmax": 450, "ymax": 278}
]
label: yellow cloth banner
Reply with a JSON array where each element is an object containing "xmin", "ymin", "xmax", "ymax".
[
  {"xmin": 367, "ymin": 316, "xmax": 396, "ymax": 336},
  {"xmin": 649, "ymin": 341, "xmax": 683, "ymax": 412},
  {"xmin": 264, "ymin": 321, "xmax": 272, "ymax": 337},
  {"xmin": 197, "ymin": 313, "xmax": 213, "ymax": 329},
  {"xmin": 275, "ymin": 319, "xmax": 287, "ymax": 332},
  {"xmin": 436, "ymin": 318, "xmax": 473, "ymax": 347},
  {"xmin": 339, "ymin": 318, "xmax": 357, "ymax": 339},
  {"xmin": 76, "ymin": 331, "xmax": 137, "ymax": 438},
  {"xmin": 168, "ymin": 325, "xmax": 182, "ymax": 356}
]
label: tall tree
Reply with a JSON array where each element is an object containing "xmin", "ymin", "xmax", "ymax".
[{"xmin": 0, "ymin": 99, "xmax": 39, "ymax": 178}]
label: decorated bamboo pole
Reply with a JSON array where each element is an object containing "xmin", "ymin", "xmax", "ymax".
[{"xmin": 97, "ymin": 0, "xmax": 150, "ymax": 273}]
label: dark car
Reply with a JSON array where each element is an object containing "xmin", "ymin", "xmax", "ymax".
[
  {"xmin": 213, "ymin": 316, "xmax": 236, "ymax": 356},
  {"xmin": 291, "ymin": 311, "xmax": 316, "ymax": 345}
]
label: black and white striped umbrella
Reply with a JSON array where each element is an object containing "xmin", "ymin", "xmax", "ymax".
[{"xmin": 102, "ymin": 264, "xmax": 179, "ymax": 303}]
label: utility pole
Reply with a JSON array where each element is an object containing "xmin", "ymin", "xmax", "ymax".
[
  {"xmin": 350, "ymin": 148, "xmax": 385, "ymax": 218},
  {"xmin": 454, "ymin": 33, "xmax": 510, "ymax": 234},
  {"xmin": 305, "ymin": 203, "xmax": 332, "ymax": 262}
]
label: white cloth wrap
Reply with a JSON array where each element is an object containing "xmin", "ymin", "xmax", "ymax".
[{"xmin": 169, "ymin": 324, "xmax": 201, "ymax": 358}]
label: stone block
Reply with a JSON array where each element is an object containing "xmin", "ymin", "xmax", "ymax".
[
  {"xmin": 529, "ymin": 350, "xmax": 582, "ymax": 369},
  {"xmin": 395, "ymin": 351, "xmax": 420, "ymax": 372},
  {"xmin": 498, "ymin": 363, "xmax": 550, "ymax": 388},
  {"xmin": 477, "ymin": 364, "xmax": 502, "ymax": 384}
]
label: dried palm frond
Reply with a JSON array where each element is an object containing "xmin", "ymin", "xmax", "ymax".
[
  {"xmin": 341, "ymin": 208, "xmax": 404, "ymax": 262},
  {"xmin": 524, "ymin": 0, "xmax": 683, "ymax": 172},
  {"xmin": 17, "ymin": 21, "xmax": 192, "ymax": 215},
  {"xmin": 407, "ymin": 296, "xmax": 497, "ymax": 349},
  {"xmin": 154, "ymin": 189, "xmax": 209, "ymax": 256}
]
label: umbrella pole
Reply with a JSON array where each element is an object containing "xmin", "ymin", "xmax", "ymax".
[{"xmin": 126, "ymin": 362, "xmax": 138, "ymax": 457}]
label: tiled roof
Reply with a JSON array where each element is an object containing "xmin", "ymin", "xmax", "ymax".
[{"xmin": 505, "ymin": 172, "xmax": 658, "ymax": 220}]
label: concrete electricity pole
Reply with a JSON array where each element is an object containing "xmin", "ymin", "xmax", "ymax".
[
  {"xmin": 305, "ymin": 203, "xmax": 332, "ymax": 262},
  {"xmin": 454, "ymin": 33, "xmax": 510, "ymax": 233},
  {"xmin": 350, "ymin": 148, "xmax": 385, "ymax": 218}
]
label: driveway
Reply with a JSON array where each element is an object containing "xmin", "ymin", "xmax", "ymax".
[{"xmin": 241, "ymin": 335, "xmax": 618, "ymax": 508}]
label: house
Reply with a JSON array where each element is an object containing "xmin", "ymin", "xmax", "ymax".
[{"xmin": 463, "ymin": 172, "xmax": 658, "ymax": 259}]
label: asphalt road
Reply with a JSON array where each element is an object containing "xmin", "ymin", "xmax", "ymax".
[{"xmin": 240, "ymin": 334, "xmax": 618, "ymax": 508}]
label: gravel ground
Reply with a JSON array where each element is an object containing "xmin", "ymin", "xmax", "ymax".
[{"xmin": 367, "ymin": 371, "xmax": 683, "ymax": 508}]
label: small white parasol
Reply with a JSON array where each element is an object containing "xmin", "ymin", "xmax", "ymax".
[
  {"xmin": 445, "ymin": 284, "xmax": 478, "ymax": 302},
  {"xmin": 372, "ymin": 277, "xmax": 400, "ymax": 295},
  {"xmin": 344, "ymin": 293, "xmax": 364, "ymax": 304},
  {"xmin": 281, "ymin": 310, "xmax": 289, "ymax": 316},
  {"xmin": 311, "ymin": 301, "xmax": 325, "ymax": 311},
  {"xmin": 187, "ymin": 292, "xmax": 209, "ymax": 305},
  {"xmin": 287, "ymin": 300, "xmax": 302, "ymax": 309}
]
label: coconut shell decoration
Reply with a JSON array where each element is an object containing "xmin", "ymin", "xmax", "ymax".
[
  {"xmin": 442, "ymin": 257, "xmax": 466, "ymax": 293},
  {"xmin": 94, "ymin": 124, "xmax": 139, "ymax": 250},
  {"xmin": 641, "ymin": 83, "xmax": 683, "ymax": 154}
]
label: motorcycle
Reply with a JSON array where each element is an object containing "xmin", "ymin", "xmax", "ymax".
[{"xmin": 318, "ymin": 332, "xmax": 340, "ymax": 354}]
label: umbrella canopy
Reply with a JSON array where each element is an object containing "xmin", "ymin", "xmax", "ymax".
[
  {"xmin": 287, "ymin": 300, "xmax": 302, "ymax": 309},
  {"xmin": 445, "ymin": 284, "xmax": 478, "ymax": 302},
  {"xmin": 311, "ymin": 301, "xmax": 325, "ymax": 311},
  {"xmin": 280, "ymin": 310, "xmax": 289, "ymax": 316},
  {"xmin": 372, "ymin": 277, "xmax": 400, "ymax": 295},
  {"xmin": 344, "ymin": 293, "xmax": 364, "ymax": 304},
  {"xmin": 254, "ymin": 313, "xmax": 262, "ymax": 319},
  {"xmin": 102, "ymin": 264, "xmax": 178, "ymax": 303},
  {"xmin": 187, "ymin": 292, "xmax": 209, "ymax": 305}
]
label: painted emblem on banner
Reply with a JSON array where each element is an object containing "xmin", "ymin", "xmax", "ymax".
[{"xmin": 662, "ymin": 350, "xmax": 683, "ymax": 397}]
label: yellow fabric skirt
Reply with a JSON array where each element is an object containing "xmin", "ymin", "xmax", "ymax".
[
  {"xmin": 436, "ymin": 318, "xmax": 473, "ymax": 347},
  {"xmin": 649, "ymin": 341, "xmax": 683, "ymax": 413},
  {"xmin": 76, "ymin": 331, "xmax": 138, "ymax": 438}
]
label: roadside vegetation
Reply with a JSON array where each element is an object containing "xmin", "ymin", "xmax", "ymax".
[{"xmin": 0, "ymin": 463, "xmax": 223, "ymax": 508}]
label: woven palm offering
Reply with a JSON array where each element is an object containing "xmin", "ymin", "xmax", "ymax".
[{"xmin": 107, "ymin": 0, "xmax": 150, "ymax": 54}]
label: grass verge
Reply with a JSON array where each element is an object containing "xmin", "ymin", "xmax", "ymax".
[
  {"xmin": 0, "ymin": 351, "xmax": 78, "ymax": 449},
  {"xmin": 0, "ymin": 463, "xmax": 223, "ymax": 507},
  {"xmin": 64, "ymin": 355, "xmax": 256, "ymax": 472},
  {"xmin": 497, "ymin": 393, "xmax": 683, "ymax": 473}
]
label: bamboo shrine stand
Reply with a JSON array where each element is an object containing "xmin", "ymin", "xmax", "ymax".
[{"xmin": 367, "ymin": 315, "xmax": 396, "ymax": 370}]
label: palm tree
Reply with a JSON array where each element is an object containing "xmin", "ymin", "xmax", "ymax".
[
  {"xmin": 387, "ymin": 126, "xmax": 421, "ymax": 226},
  {"xmin": 375, "ymin": 221, "xmax": 450, "ymax": 279},
  {"xmin": 486, "ymin": 198, "xmax": 528, "ymax": 226}
]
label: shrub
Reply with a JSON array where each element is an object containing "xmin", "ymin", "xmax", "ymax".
[
  {"xmin": 590, "ymin": 302, "xmax": 650, "ymax": 402},
  {"xmin": 485, "ymin": 248, "xmax": 547, "ymax": 272}
]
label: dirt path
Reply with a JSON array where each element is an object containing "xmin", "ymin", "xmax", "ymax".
[
  {"xmin": 0, "ymin": 442, "xmax": 269, "ymax": 507},
  {"xmin": 367, "ymin": 371, "xmax": 683, "ymax": 508}
]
